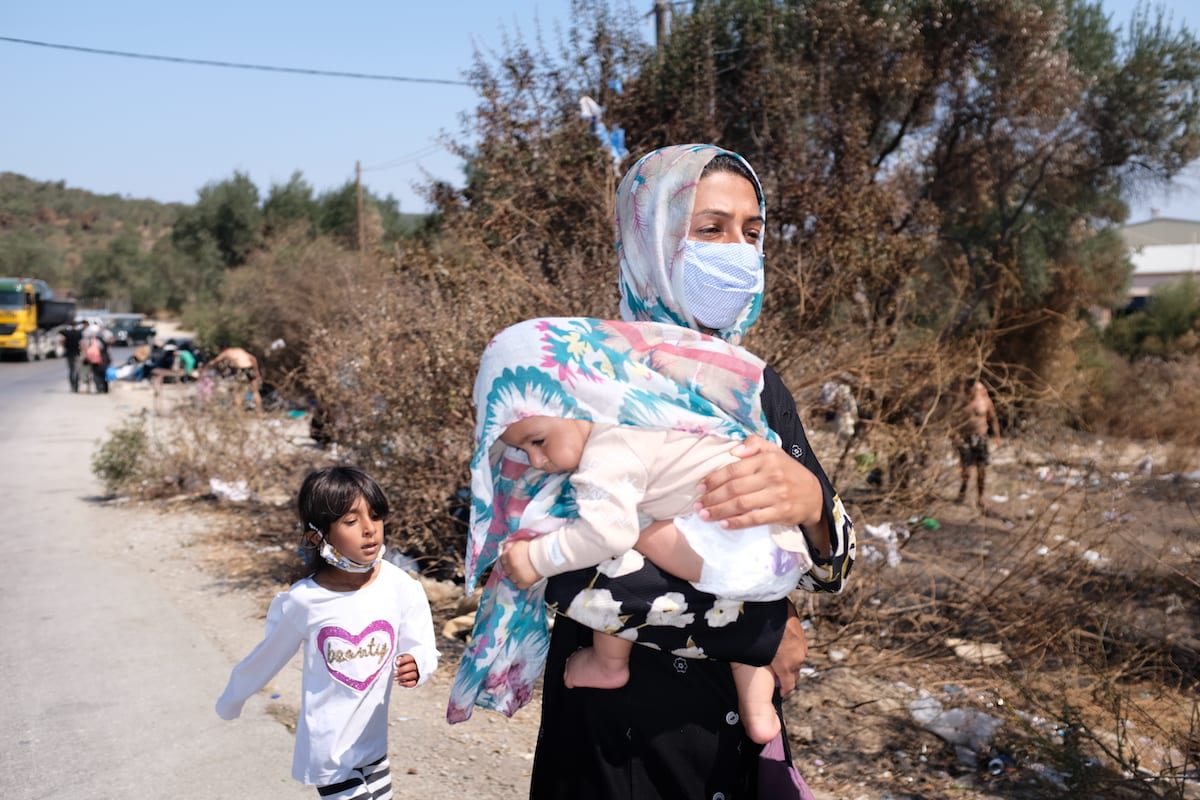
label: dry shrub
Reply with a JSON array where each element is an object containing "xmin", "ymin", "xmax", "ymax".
[
  {"xmin": 1077, "ymin": 352, "xmax": 1200, "ymax": 446},
  {"xmin": 123, "ymin": 397, "xmax": 321, "ymax": 501},
  {"xmin": 1163, "ymin": 443, "xmax": 1200, "ymax": 476},
  {"xmin": 91, "ymin": 412, "xmax": 153, "ymax": 495},
  {"xmin": 211, "ymin": 230, "xmax": 371, "ymax": 376},
  {"xmin": 298, "ymin": 164, "xmax": 618, "ymax": 576},
  {"xmin": 768, "ymin": 322, "xmax": 997, "ymax": 510},
  {"xmin": 280, "ymin": 85, "xmax": 662, "ymax": 574}
]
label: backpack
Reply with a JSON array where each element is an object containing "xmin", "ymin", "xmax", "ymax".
[{"xmin": 85, "ymin": 338, "xmax": 103, "ymax": 365}]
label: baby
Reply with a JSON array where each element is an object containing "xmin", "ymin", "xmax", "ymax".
[{"xmin": 467, "ymin": 316, "xmax": 814, "ymax": 743}]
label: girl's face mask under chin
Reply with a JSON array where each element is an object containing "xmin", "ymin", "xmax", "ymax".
[
  {"xmin": 319, "ymin": 539, "xmax": 384, "ymax": 573},
  {"xmin": 307, "ymin": 522, "xmax": 384, "ymax": 573}
]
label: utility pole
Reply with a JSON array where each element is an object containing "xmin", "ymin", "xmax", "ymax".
[
  {"xmin": 653, "ymin": 0, "xmax": 670, "ymax": 52},
  {"xmin": 355, "ymin": 159, "xmax": 365, "ymax": 252}
]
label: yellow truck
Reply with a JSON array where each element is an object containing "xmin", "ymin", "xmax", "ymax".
[{"xmin": 0, "ymin": 277, "xmax": 76, "ymax": 361}]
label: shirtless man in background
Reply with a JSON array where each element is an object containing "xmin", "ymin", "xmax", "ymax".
[
  {"xmin": 206, "ymin": 346, "xmax": 263, "ymax": 414},
  {"xmin": 957, "ymin": 378, "xmax": 1001, "ymax": 512}
]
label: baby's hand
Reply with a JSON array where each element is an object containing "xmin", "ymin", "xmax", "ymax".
[
  {"xmin": 394, "ymin": 653, "xmax": 419, "ymax": 688},
  {"xmin": 500, "ymin": 539, "xmax": 542, "ymax": 589}
]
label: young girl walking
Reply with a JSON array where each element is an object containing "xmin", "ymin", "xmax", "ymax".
[{"xmin": 216, "ymin": 465, "xmax": 439, "ymax": 800}]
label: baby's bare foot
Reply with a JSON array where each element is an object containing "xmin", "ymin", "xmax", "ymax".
[
  {"xmin": 740, "ymin": 699, "xmax": 782, "ymax": 745},
  {"xmin": 564, "ymin": 647, "xmax": 630, "ymax": 690}
]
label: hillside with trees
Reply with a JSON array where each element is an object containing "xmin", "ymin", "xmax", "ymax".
[
  {"xmin": 0, "ymin": 171, "xmax": 183, "ymax": 301},
  {"xmin": 0, "ymin": 169, "xmax": 425, "ymax": 316}
]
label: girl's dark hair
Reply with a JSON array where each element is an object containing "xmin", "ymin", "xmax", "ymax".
[
  {"xmin": 297, "ymin": 465, "xmax": 390, "ymax": 534},
  {"xmin": 295, "ymin": 466, "xmax": 390, "ymax": 576},
  {"xmin": 701, "ymin": 152, "xmax": 763, "ymax": 206}
]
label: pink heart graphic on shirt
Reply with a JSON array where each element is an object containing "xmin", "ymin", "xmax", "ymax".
[{"xmin": 317, "ymin": 620, "xmax": 395, "ymax": 691}]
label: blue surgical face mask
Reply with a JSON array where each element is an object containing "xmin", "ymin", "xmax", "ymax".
[{"xmin": 681, "ymin": 241, "xmax": 764, "ymax": 330}]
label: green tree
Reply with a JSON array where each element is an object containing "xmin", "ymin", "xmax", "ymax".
[
  {"xmin": 0, "ymin": 231, "xmax": 63, "ymax": 285},
  {"xmin": 263, "ymin": 171, "xmax": 318, "ymax": 239},
  {"xmin": 372, "ymin": 192, "xmax": 408, "ymax": 240},
  {"xmin": 1106, "ymin": 275, "xmax": 1200, "ymax": 356},
  {"xmin": 76, "ymin": 233, "xmax": 144, "ymax": 308},
  {"xmin": 172, "ymin": 172, "xmax": 262, "ymax": 269},
  {"xmin": 135, "ymin": 237, "xmax": 199, "ymax": 314},
  {"xmin": 314, "ymin": 182, "xmax": 410, "ymax": 249},
  {"xmin": 315, "ymin": 182, "xmax": 360, "ymax": 249}
]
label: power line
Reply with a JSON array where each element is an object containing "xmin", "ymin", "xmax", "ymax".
[
  {"xmin": 0, "ymin": 35, "xmax": 472, "ymax": 86},
  {"xmin": 362, "ymin": 145, "xmax": 445, "ymax": 172}
]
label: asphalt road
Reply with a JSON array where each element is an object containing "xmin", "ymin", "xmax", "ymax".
[{"xmin": 0, "ymin": 354, "xmax": 309, "ymax": 799}]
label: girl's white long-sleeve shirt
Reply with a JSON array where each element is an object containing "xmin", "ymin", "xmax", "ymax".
[{"xmin": 215, "ymin": 561, "xmax": 439, "ymax": 786}]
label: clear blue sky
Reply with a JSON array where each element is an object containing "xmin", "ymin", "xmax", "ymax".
[
  {"xmin": 1, "ymin": 1, "xmax": 1195, "ymax": 221},
  {"xmin": 0, "ymin": 0, "xmax": 621, "ymax": 214}
]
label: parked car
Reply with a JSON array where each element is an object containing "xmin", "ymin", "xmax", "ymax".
[{"xmin": 103, "ymin": 313, "xmax": 157, "ymax": 346}]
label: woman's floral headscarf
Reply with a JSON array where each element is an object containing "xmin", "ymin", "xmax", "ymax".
[
  {"xmin": 447, "ymin": 316, "xmax": 776, "ymax": 723},
  {"xmin": 616, "ymin": 144, "xmax": 765, "ymax": 345}
]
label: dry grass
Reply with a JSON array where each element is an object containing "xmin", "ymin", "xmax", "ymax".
[
  {"xmin": 792, "ymin": 428, "xmax": 1200, "ymax": 798},
  {"xmin": 1079, "ymin": 355, "xmax": 1200, "ymax": 447}
]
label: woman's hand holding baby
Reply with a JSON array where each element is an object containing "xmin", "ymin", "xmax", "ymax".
[{"xmin": 694, "ymin": 435, "xmax": 831, "ymax": 558}]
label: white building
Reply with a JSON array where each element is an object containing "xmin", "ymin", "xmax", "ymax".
[{"xmin": 1119, "ymin": 217, "xmax": 1200, "ymax": 302}]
